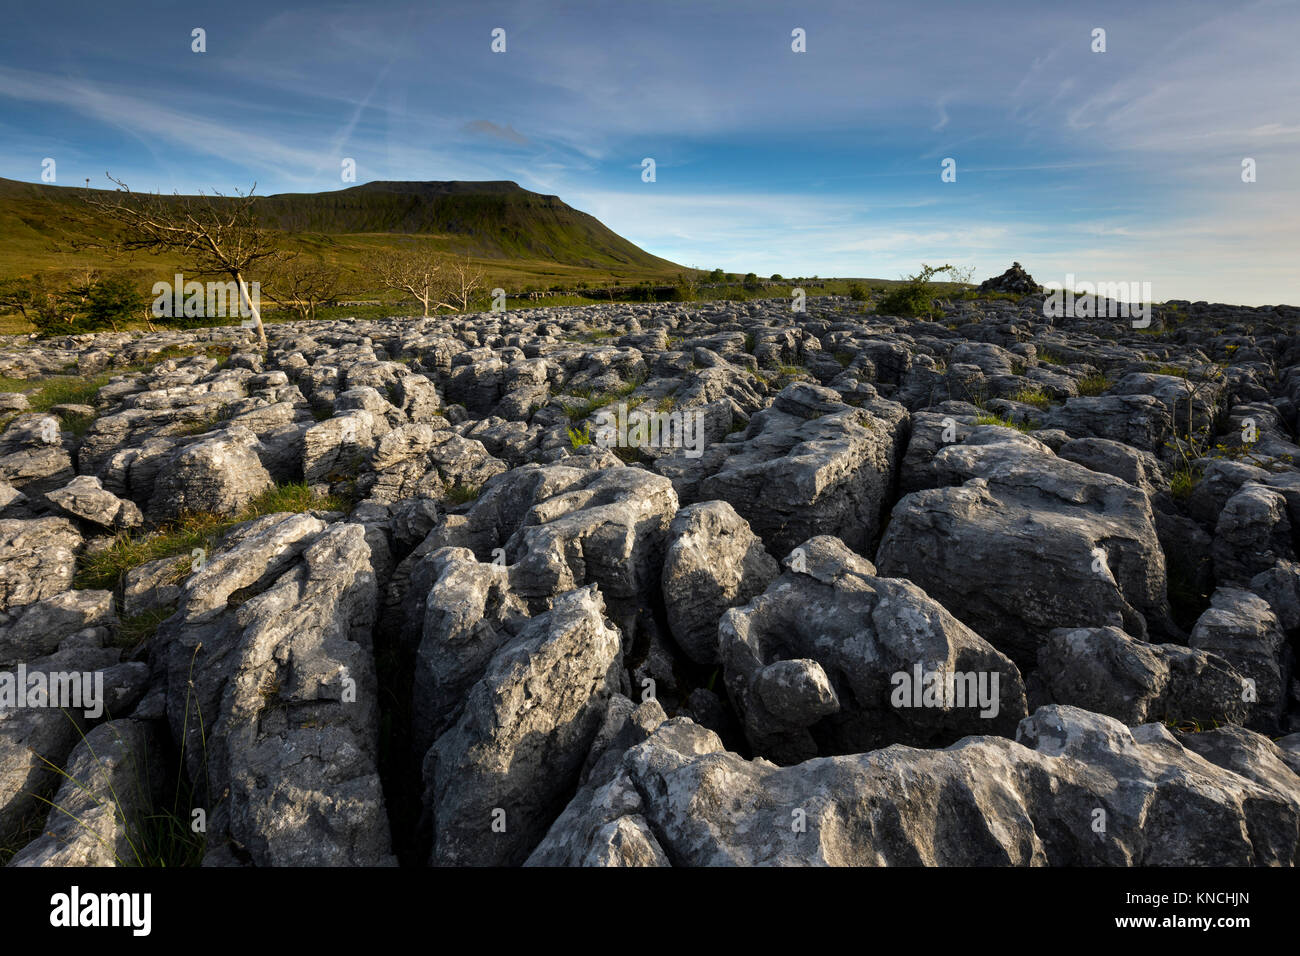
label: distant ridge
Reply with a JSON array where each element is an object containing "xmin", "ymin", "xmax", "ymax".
[{"xmin": 0, "ymin": 176, "xmax": 682, "ymax": 278}]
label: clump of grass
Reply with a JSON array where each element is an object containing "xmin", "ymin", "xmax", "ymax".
[
  {"xmin": 1169, "ymin": 466, "xmax": 1202, "ymax": 500},
  {"xmin": 258, "ymin": 674, "xmax": 283, "ymax": 702},
  {"xmin": 854, "ymin": 411, "xmax": 878, "ymax": 432},
  {"xmin": 32, "ymin": 377, "xmax": 108, "ymax": 408},
  {"xmin": 561, "ymin": 375, "xmax": 645, "ymax": 422},
  {"xmin": 0, "ymin": 805, "xmax": 49, "ymax": 866},
  {"xmin": 1037, "ymin": 350, "xmax": 1064, "ymax": 366},
  {"xmin": 834, "ymin": 351, "xmax": 854, "ymax": 368},
  {"xmin": 0, "ymin": 374, "xmax": 106, "ymax": 411},
  {"xmin": 76, "ymin": 514, "xmax": 228, "ymax": 592},
  {"xmin": 177, "ymin": 417, "xmax": 219, "ymax": 437},
  {"xmin": 137, "ymin": 345, "xmax": 213, "ymax": 365},
  {"xmin": 656, "ymin": 395, "xmax": 677, "ymax": 413},
  {"xmin": 610, "ymin": 374, "xmax": 646, "ymax": 398},
  {"xmin": 0, "ymin": 348, "xmax": 228, "ymax": 418},
  {"xmin": 114, "ymin": 604, "xmax": 179, "ymax": 653},
  {"xmin": 445, "ymin": 483, "xmax": 481, "ymax": 505},
  {"xmin": 611, "ymin": 444, "xmax": 646, "ymax": 464},
  {"xmin": 960, "ymin": 289, "xmax": 1023, "ymax": 304},
  {"xmin": 563, "ymin": 394, "xmax": 613, "ymax": 422},
  {"xmin": 59, "ymin": 411, "xmax": 97, "ymax": 437},
  {"xmin": 248, "ymin": 481, "xmax": 348, "ymax": 516},
  {"xmin": 1076, "ymin": 373, "xmax": 1112, "ymax": 397},
  {"xmin": 1010, "ymin": 387, "xmax": 1053, "ymax": 410},
  {"xmin": 28, "ymin": 691, "xmax": 208, "ymax": 866},
  {"xmin": 743, "ymin": 333, "xmax": 756, "ymax": 353},
  {"xmin": 567, "ymin": 423, "xmax": 592, "ymax": 449},
  {"xmin": 1151, "ymin": 364, "xmax": 1188, "ymax": 378},
  {"xmin": 74, "ymin": 482, "xmax": 349, "ymax": 592},
  {"xmin": 974, "ymin": 413, "xmax": 1036, "ymax": 433},
  {"xmin": 1164, "ymin": 715, "xmax": 1222, "ymax": 734},
  {"xmin": 569, "ymin": 329, "xmax": 612, "ymax": 344}
]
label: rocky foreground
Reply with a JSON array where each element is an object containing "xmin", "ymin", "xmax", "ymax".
[{"xmin": 1, "ymin": 286, "xmax": 1299, "ymax": 866}]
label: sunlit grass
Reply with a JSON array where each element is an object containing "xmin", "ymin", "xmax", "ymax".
[{"xmin": 74, "ymin": 482, "xmax": 349, "ymax": 593}]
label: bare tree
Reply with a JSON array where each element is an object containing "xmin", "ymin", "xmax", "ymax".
[
  {"xmin": 78, "ymin": 175, "xmax": 278, "ymax": 346},
  {"xmin": 261, "ymin": 251, "xmax": 343, "ymax": 321},
  {"xmin": 445, "ymin": 253, "xmax": 485, "ymax": 312},
  {"xmin": 676, "ymin": 268, "xmax": 702, "ymax": 300},
  {"xmin": 1163, "ymin": 363, "xmax": 1227, "ymax": 471},
  {"xmin": 364, "ymin": 247, "xmax": 454, "ymax": 317}
]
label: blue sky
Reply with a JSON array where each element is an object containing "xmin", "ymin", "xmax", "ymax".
[{"xmin": 1, "ymin": 0, "xmax": 1297, "ymax": 303}]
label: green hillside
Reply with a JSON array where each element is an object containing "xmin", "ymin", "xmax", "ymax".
[{"xmin": 0, "ymin": 177, "xmax": 685, "ymax": 294}]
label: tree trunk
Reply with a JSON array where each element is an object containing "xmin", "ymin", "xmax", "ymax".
[{"xmin": 235, "ymin": 270, "xmax": 267, "ymax": 348}]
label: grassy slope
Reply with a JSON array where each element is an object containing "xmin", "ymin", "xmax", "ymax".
[
  {"xmin": 0, "ymin": 177, "xmax": 955, "ymax": 335},
  {"xmin": 0, "ymin": 176, "xmax": 686, "ymax": 296}
]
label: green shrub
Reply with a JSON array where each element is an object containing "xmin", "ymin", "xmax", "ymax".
[
  {"xmin": 12, "ymin": 273, "xmax": 150, "ymax": 336},
  {"xmin": 85, "ymin": 276, "xmax": 148, "ymax": 331},
  {"xmin": 875, "ymin": 264, "xmax": 959, "ymax": 319}
]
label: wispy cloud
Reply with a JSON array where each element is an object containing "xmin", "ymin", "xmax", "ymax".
[
  {"xmin": 0, "ymin": 0, "xmax": 1295, "ymax": 303},
  {"xmin": 462, "ymin": 121, "xmax": 531, "ymax": 147}
]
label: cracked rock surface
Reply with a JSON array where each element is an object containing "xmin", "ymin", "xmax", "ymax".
[{"xmin": 2, "ymin": 287, "xmax": 1298, "ymax": 866}]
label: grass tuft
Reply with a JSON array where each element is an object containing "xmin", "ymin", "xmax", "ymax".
[
  {"xmin": 1169, "ymin": 466, "xmax": 1202, "ymax": 500},
  {"xmin": 1009, "ymin": 387, "xmax": 1052, "ymax": 410},
  {"xmin": 1075, "ymin": 373, "xmax": 1112, "ymax": 397},
  {"xmin": 567, "ymin": 423, "xmax": 592, "ymax": 449},
  {"xmin": 74, "ymin": 482, "xmax": 349, "ymax": 593},
  {"xmin": 444, "ymin": 483, "xmax": 481, "ymax": 505},
  {"xmin": 974, "ymin": 413, "xmax": 1036, "ymax": 433}
]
